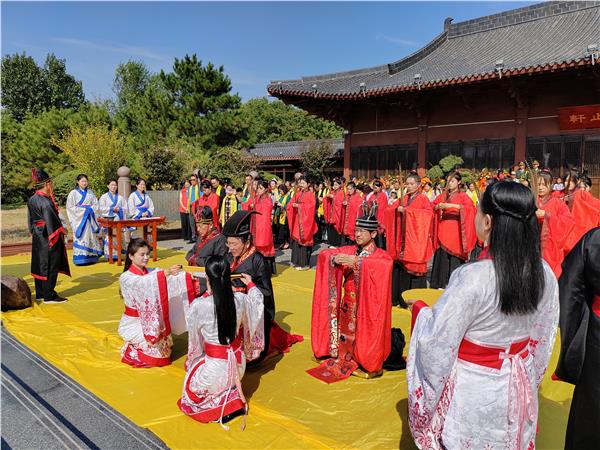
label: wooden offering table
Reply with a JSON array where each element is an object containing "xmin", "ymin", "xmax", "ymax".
[{"xmin": 98, "ymin": 216, "xmax": 166, "ymax": 266}]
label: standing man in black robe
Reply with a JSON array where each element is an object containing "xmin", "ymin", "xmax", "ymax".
[
  {"xmin": 185, "ymin": 206, "xmax": 227, "ymax": 267},
  {"xmin": 222, "ymin": 210, "xmax": 275, "ymax": 364},
  {"xmin": 27, "ymin": 168, "xmax": 71, "ymax": 303},
  {"xmin": 555, "ymin": 226, "xmax": 600, "ymax": 449}
]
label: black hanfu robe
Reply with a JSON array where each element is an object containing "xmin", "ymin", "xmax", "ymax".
[
  {"xmin": 27, "ymin": 191, "xmax": 71, "ymax": 299},
  {"xmin": 185, "ymin": 231, "xmax": 227, "ymax": 267},
  {"xmin": 555, "ymin": 226, "xmax": 600, "ymax": 449},
  {"xmin": 227, "ymin": 247, "xmax": 275, "ymax": 363}
]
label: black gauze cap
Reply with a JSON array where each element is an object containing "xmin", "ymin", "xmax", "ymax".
[{"xmin": 222, "ymin": 210, "xmax": 257, "ymax": 237}]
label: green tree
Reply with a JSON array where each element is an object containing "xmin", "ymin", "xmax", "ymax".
[
  {"xmin": 299, "ymin": 140, "xmax": 335, "ymax": 181},
  {"xmin": 43, "ymin": 53, "xmax": 85, "ymax": 111},
  {"xmin": 238, "ymin": 98, "xmax": 343, "ymax": 147},
  {"xmin": 199, "ymin": 146, "xmax": 259, "ymax": 186},
  {"xmin": 2, "ymin": 108, "xmax": 75, "ymax": 196},
  {"xmin": 113, "ymin": 60, "xmax": 151, "ymax": 112},
  {"xmin": 52, "ymin": 124, "xmax": 130, "ymax": 194},
  {"xmin": 1, "ymin": 53, "xmax": 48, "ymax": 121},
  {"xmin": 142, "ymin": 139, "xmax": 194, "ymax": 189},
  {"xmin": 159, "ymin": 54, "xmax": 242, "ymax": 149},
  {"xmin": 1, "ymin": 52, "xmax": 85, "ymax": 122}
]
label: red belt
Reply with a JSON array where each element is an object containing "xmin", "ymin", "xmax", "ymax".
[
  {"xmin": 124, "ymin": 306, "xmax": 139, "ymax": 317},
  {"xmin": 592, "ymin": 295, "xmax": 600, "ymax": 318},
  {"xmin": 458, "ymin": 337, "xmax": 530, "ymax": 370},
  {"xmin": 204, "ymin": 335, "xmax": 242, "ymax": 362},
  {"xmin": 35, "ymin": 220, "xmax": 45, "ymax": 227}
]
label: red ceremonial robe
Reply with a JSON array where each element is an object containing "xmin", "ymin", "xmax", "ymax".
[
  {"xmin": 323, "ymin": 190, "xmax": 337, "ymax": 225},
  {"xmin": 243, "ymin": 194, "xmax": 275, "ymax": 257},
  {"xmin": 538, "ymin": 195, "xmax": 575, "ymax": 278},
  {"xmin": 340, "ymin": 193, "xmax": 363, "ymax": 241},
  {"xmin": 384, "ymin": 193, "xmax": 434, "ymax": 275},
  {"xmin": 431, "ymin": 191, "xmax": 477, "ymax": 261},
  {"xmin": 368, "ymin": 191, "xmax": 388, "ymax": 234},
  {"xmin": 563, "ymin": 190, "xmax": 600, "ymax": 255},
  {"xmin": 192, "ymin": 193, "xmax": 220, "ymax": 230},
  {"xmin": 333, "ymin": 189, "xmax": 346, "ymax": 234},
  {"xmin": 309, "ymin": 244, "xmax": 393, "ymax": 382},
  {"xmin": 286, "ymin": 189, "xmax": 318, "ymax": 246}
]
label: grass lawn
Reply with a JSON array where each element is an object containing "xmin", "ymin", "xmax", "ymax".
[{"xmin": 1, "ymin": 204, "xmax": 180, "ymax": 245}]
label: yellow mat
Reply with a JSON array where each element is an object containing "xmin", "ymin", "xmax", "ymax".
[{"xmin": 1, "ymin": 249, "xmax": 573, "ymax": 449}]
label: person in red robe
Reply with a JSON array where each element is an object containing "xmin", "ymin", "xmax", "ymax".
[
  {"xmin": 243, "ymin": 179, "xmax": 276, "ymax": 273},
  {"xmin": 332, "ymin": 178, "xmax": 347, "ymax": 244},
  {"xmin": 339, "ymin": 182, "xmax": 363, "ymax": 246},
  {"xmin": 562, "ymin": 172, "xmax": 600, "ymax": 255},
  {"xmin": 286, "ymin": 175, "xmax": 318, "ymax": 270},
  {"xmin": 536, "ymin": 170, "xmax": 575, "ymax": 278},
  {"xmin": 324, "ymin": 177, "xmax": 342, "ymax": 247},
  {"xmin": 369, "ymin": 180, "xmax": 389, "ymax": 249},
  {"xmin": 384, "ymin": 173, "xmax": 433, "ymax": 307},
  {"xmin": 308, "ymin": 209, "xmax": 393, "ymax": 383},
  {"xmin": 192, "ymin": 180, "xmax": 220, "ymax": 230},
  {"xmin": 430, "ymin": 172, "xmax": 477, "ymax": 289}
]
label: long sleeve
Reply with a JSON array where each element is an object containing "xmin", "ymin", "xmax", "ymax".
[
  {"xmin": 407, "ymin": 264, "xmax": 484, "ymax": 441},
  {"xmin": 529, "ymin": 265, "xmax": 559, "ymax": 387},
  {"xmin": 147, "ymin": 195, "xmax": 155, "ymax": 216},
  {"xmin": 127, "ymin": 194, "xmax": 136, "ymax": 218},
  {"xmin": 240, "ymin": 285, "xmax": 265, "ymax": 361},
  {"xmin": 555, "ymin": 233, "xmax": 592, "ymax": 384},
  {"xmin": 98, "ymin": 194, "xmax": 110, "ymax": 216},
  {"xmin": 65, "ymin": 190, "xmax": 78, "ymax": 225}
]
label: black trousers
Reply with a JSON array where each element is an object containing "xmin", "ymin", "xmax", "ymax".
[
  {"xmin": 392, "ymin": 262, "xmax": 427, "ymax": 307},
  {"xmin": 276, "ymin": 223, "xmax": 290, "ymax": 246},
  {"xmin": 188, "ymin": 213, "xmax": 196, "ymax": 240},
  {"xmin": 291, "ymin": 240, "xmax": 312, "ymax": 267},
  {"xmin": 180, "ymin": 212, "xmax": 191, "ymax": 241},
  {"xmin": 327, "ymin": 224, "xmax": 341, "ymax": 247},
  {"xmin": 429, "ymin": 248, "xmax": 464, "ymax": 289},
  {"xmin": 34, "ymin": 272, "xmax": 59, "ymax": 301},
  {"xmin": 376, "ymin": 233, "xmax": 387, "ymax": 250}
]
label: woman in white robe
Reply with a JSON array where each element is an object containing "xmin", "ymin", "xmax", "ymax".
[
  {"xmin": 98, "ymin": 179, "xmax": 127, "ymax": 260},
  {"xmin": 127, "ymin": 178, "xmax": 155, "ymax": 220},
  {"xmin": 65, "ymin": 174, "xmax": 103, "ymax": 265},
  {"xmin": 406, "ymin": 181, "xmax": 559, "ymax": 450},
  {"xmin": 178, "ymin": 255, "xmax": 264, "ymax": 428},
  {"xmin": 119, "ymin": 238, "xmax": 193, "ymax": 367}
]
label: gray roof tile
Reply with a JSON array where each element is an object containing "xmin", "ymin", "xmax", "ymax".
[
  {"xmin": 268, "ymin": 1, "xmax": 600, "ymax": 98},
  {"xmin": 246, "ymin": 139, "xmax": 344, "ymax": 160}
]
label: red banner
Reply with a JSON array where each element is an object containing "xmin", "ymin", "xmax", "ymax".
[{"xmin": 558, "ymin": 104, "xmax": 600, "ymax": 130}]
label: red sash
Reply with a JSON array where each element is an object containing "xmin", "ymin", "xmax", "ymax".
[
  {"xmin": 204, "ymin": 335, "xmax": 243, "ymax": 363},
  {"xmin": 458, "ymin": 337, "xmax": 530, "ymax": 370},
  {"xmin": 124, "ymin": 306, "xmax": 139, "ymax": 317}
]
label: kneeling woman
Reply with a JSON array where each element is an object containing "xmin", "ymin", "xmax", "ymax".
[
  {"xmin": 178, "ymin": 256, "xmax": 264, "ymax": 428},
  {"xmin": 119, "ymin": 238, "xmax": 192, "ymax": 368}
]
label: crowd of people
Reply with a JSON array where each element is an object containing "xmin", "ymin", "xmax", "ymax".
[{"xmin": 26, "ymin": 162, "xmax": 600, "ymax": 448}]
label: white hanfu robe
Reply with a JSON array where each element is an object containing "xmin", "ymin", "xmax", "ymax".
[
  {"xmin": 118, "ymin": 266, "xmax": 193, "ymax": 367},
  {"xmin": 407, "ymin": 259, "xmax": 559, "ymax": 450},
  {"xmin": 98, "ymin": 191, "xmax": 128, "ymax": 260},
  {"xmin": 127, "ymin": 190, "xmax": 155, "ymax": 220},
  {"xmin": 66, "ymin": 188, "xmax": 103, "ymax": 265},
  {"xmin": 178, "ymin": 284, "xmax": 264, "ymax": 426}
]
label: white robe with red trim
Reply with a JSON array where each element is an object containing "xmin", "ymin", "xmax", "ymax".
[
  {"xmin": 179, "ymin": 285, "xmax": 264, "ymax": 421},
  {"xmin": 118, "ymin": 268, "xmax": 193, "ymax": 366},
  {"xmin": 407, "ymin": 260, "xmax": 559, "ymax": 450}
]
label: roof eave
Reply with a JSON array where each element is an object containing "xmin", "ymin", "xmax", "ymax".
[{"xmin": 267, "ymin": 58, "xmax": 594, "ymax": 101}]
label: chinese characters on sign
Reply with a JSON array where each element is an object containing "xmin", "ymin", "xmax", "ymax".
[{"xmin": 558, "ymin": 104, "xmax": 600, "ymax": 130}]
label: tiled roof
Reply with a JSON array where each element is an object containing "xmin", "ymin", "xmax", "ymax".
[
  {"xmin": 268, "ymin": 1, "xmax": 600, "ymax": 100},
  {"xmin": 246, "ymin": 139, "xmax": 344, "ymax": 160}
]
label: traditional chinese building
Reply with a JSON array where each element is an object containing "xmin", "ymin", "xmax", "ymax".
[
  {"xmin": 268, "ymin": 1, "xmax": 600, "ymax": 195},
  {"xmin": 246, "ymin": 138, "xmax": 344, "ymax": 181}
]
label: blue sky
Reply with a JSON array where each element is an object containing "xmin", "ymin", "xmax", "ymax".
[{"xmin": 2, "ymin": 1, "xmax": 536, "ymax": 102}]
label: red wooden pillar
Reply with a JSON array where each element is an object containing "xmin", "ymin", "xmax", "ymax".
[
  {"xmin": 417, "ymin": 121, "xmax": 427, "ymax": 173},
  {"xmin": 514, "ymin": 105, "xmax": 528, "ymax": 164},
  {"xmin": 343, "ymin": 132, "xmax": 351, "ymax": 179}
]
